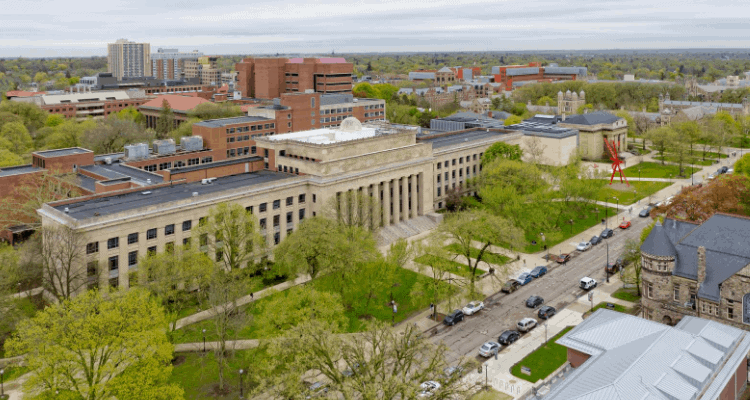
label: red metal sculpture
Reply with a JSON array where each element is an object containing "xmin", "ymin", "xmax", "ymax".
[{"xmin": 605, "ymin": 138, "xmax": 629, "ymax": 186}]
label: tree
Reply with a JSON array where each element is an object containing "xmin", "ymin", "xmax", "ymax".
[
  {"xmin": 503, "ymin": 115, "xmax": 522, "ymax": 126},
  {"xmin": 155, "ymin": 99, "xmax": 175, "ymax": 139},
  {"xmin": 674, "ymin": 121, "xmax": 701, "ymax": 157},
  {"xmin": 0, "ymin": 243, "xmax": 32, "ymax": 352},
  {"xmin": 0, "ymin": 120, "xmax": 33, "ymax": 154},
  {"xmin": 45, "ymin": 114, "xmax": 65, "ymax": 127},
  {"xmin": 264, "ymin": 321, "xmax": 475, "ymax": 400},
  {"xmin": 43, "ymin": 119, "xmax": 94, "ymax": 150},
  {"xmin": 622, "ymin": 238, "xmax": 643, "ymax": 296},
  {"xmin": 194, "ymin": 202, "xmax": 265, "ymax": 272},
  {"xmin": 0, "ymin": 148, "xmax": 24, "ymax": 167},
  {"xmin": 524, "ymin": 134, "xmax": 548, "ymax": 165},
  {"xmin": 0, "ymin": 100, "xmax": 48, "ymax": 131},
  {"xmin": 669, "ymin": 132, "xmax": 690, "ymax": 176},
  {"xmin": 25, "ymin": 225, "xmax": 88, "ymax": 302},
  {"xmin": 138, "ymin": 245, "xmax": 214, "ymax": 331},
  {"xmin": 116, "ymin": 106, "xmax": 145, "ymax": 125},
  {"xmin": 662, "ymin": 175, "xmax": 750, "ymax": 222},
  {"xmin": 734, "ymin": 153, "xmax": 750, "ymax": 177},
  {"xmin": 6, "ymin": 289, "xmax": 184, "ymax": 400},
  {"xmin": 439, "ymin": 210, "xmax": 524, "ymax": 296},
  {"xmin": 322, "ymin": 190, "xmax": 381, "ymax": 233},
  {"xmin": 253, "ymin": 286, "xmax": 347, "ymax": 339},
  {"xmin": 187, "ymin": 102, "xmax": 243, "ymax": 120},
  {"xmin": 411, "ymin": 235, "xmax": 463, "ymax": 321},
  {"xmin": 615, "ymin": 110, "xmax": 635, "ymax": 137},
  {"xmin": 81, "ymin": 117, "xmax": 154, "ymax": 154},
  {"xmin": 0, "ymin": 170, "xmax": 81, "ymax": 230},
  {"xmin": 481, "ymin": 142, "xmax": 522, "ymax": 164},
  {"xmin": 647, "ymin": 126, "xmax": 675, "ymax": 164}
]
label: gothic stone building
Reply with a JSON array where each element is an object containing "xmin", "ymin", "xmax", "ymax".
[{"xmin": 641, "ymin": 214, "xmax": 750, "ymax": 330}]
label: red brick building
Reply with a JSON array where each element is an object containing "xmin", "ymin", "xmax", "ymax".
[
  {"xmin": 9, "ymin": 91, "xmax": 149, "ymax": 120},
  {"xmin": 139, "ymin": 95, "xmax": 211, "ymax": 129},
  {"xmin": 492, "ymin": 62, "xmax": 586, "ymax": 91},
  {"xmin": 235, "ymin": 57, "xmax": 353, "ymax": 99}
]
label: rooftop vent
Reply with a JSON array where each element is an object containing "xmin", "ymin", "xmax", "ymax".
[
  {"xmin": 192, "ymin": 192, "xmax": 199, "ymax": 197},
  {"xmin": 181, "ymin": 136, "xmax": 204, "ymax": 152},
  {"xmin": 141, "ymin": 191, "xmax": 152, "ymax": 195},
  {"xmin": 124, "ymin": 143, "xmax": 149, "ymax": 161},
  {"xmin": 104, "ymin": 157, "xmax": 112, "ymax": 165},
  {"xmin": 153, "ymin": 139, "xmax": 176, "ymax": 155},
  {"xmin": 146, "ymin": 178, "xmax": 151, "ymax": 184},
  {"xmin": 64, "ymin": 207, "xmax": 69, "ymax": 213}
]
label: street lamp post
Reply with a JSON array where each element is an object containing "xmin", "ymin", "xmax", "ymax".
[
  {"xmin": 239, "ymin": 369, "xmax": 245, "ymax": 399},
  {"xmin": 202, "ymin": 329, "xmax": 207, "ymax": 353},
  {"xmin": 1, "ymin": 368, "xmax": 4, "ymax": 399},
  {"xmin": 606, "ymin": 242, "xmax": 610, "ymax": 283},
  {"xmin": 639, "ymin": 168, "xmax": 641, "ymax": 182}
]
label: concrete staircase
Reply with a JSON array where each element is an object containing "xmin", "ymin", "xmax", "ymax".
[{"xmin": 377, "ymin": 213, "xmax": 443, "ymax": 245}]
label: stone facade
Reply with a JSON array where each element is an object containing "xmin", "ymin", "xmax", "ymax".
[{"xmin": 557, "ymin": 90, "xmax": 586, "ymax": 115}]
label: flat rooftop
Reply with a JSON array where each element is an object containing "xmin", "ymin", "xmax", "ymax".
[
  {"xmin": 169, "ymin": 155, "xmax": 263, "ymax": 174},
  {"xmin": 418, "ymin": 129, "xmax": 511, "ymax": 149},
  {"xmin": 34, "ymin": 147, "xmax": 92, "ymax": 158},
  {"xmin": 263, "ymin": 125, "xmax": 384, "ymax": 145},
  {"xmin": 194, "ymin": 116, "xmax": 272, "ymax": 128},
  {"xmin": 0, "ymin": 165, "xmax": 42, "ymax": 177},
  {"xmin": 54, "ymin": 170, "xmax": 291, "ymax": 220},
  {"xmin": 81, "ymin": 163, "xmax": 163, "ymax": 185},
  {"xmin": 505, "ymin": 120, "xmax": 578, "ymax": 138}
]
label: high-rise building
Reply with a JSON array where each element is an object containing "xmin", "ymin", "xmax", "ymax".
[
  {"xmin": 235, "ymin": 57, "xmax": 353, "ymax": 99},
  {"xmin": 184, "ymin": 56, "xmax": 221, "ymax": 85},
  {"xmin": 150, "ymin": 48, "xmax": 203, "ymax": 80},
  {"xmin": 107, "ymin": 39, "xmax": 151, "ymax": 80}
]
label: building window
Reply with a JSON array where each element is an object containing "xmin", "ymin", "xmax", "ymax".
[
  {"xmin": 646, "ymin": 308, "xmax": 653, "ymax": 320},
  {"xmin": 127, "ymin": 233, "xmax": 138, "ymax": 244},
  {"xmin": 646, "ymin": 282, "xmax": 653, "ymax": 299},
  {"xmin": 313, "ymin": 194, "xmax": 316, "ymax": 203},
  {"xmin": 87, "ymin": 242, "xmax": 99, "ymax": 254},
  {"xmin": 147, "ymin": 228, "xmax": 157, "ymax": 240},
  {"xmin": 286, "ymin": 212, "xmax": 293, "ymax": 225},
  {"xmin": 727, "ymin": 299, "xmax": 735, "ymax": 319},
  {"xmin": 108, "ymin": 256, "xmax": 119, "ymax": 271},
  {"xmin": 216, "ymin": 250, "xmax": 223, "ymax": 262},
  {"xmin": 107, "ymin": 237, "xmax": 119, "ymax": 249},
  {"xmin": 128, "ymin": 251, "xmax": 138, "ymax": 266},
  {"xmin": 299, "ymin": 208, "xmax": 305, "ymax": 221},
  {"xmin": 182, "ymin": 220, "xmax": 192, "ymax": 231},
  {"xmin": 299, "ymin": 194, "xmax": 306, "ymax": 203},
  {"xmin": 311, "ymin": 119, "xmax": 315, "ymax": 125},
  {"xmin": 274, "ymin": 232, "xmax": 280, "ymax": 245},
  {"xmin": 673, "ymin": 284, "xmax": 680, "ymax": 301},
  {"xmin": 183, "ymin": 238, "xmax": 191, "ymax": 247},
  {"xmin": 273, "ymin": 215, "xmax": 280, "ymax": 227},
  {"xmin": 259, "ymin": 203, "xmax": 267, "ymax": 212},
  {"xmin": 87, "ymin": 261, "xmax": 98, "ymax": 277},
  {"xmin": 286, "ymin": 196, "xmax": 293, "ymax": 206},
  {"xmin": 259, "ymin": 218, "xmax": 267, "ymax": 229},
  {"xmin": 273, "ymin": 200, "xmax": 281, "ymax": 209},
  {"xmin": 437, "ymin": 163, "xmax": 441, "ymax": 170},
  {"xmin": 165, "ymin": 224, "xmax": 175, "ymax": 236}
]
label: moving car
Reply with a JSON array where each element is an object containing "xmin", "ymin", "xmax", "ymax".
[
  {"xmin": 576, "ymin": 241, "xmax": 592, "ymax": 252},
  {"xmin": 418, "ymin": 381, "xmax": 441, "ymax": 397},
  {"xmin": 600, "ymin": 228, "xmax": 614, "ymax": 238},
  {"xmin": 478, "ymin": 341, "xmax": 501, "ymax": 358},
  {"xmin": 580, "ymin": 277, "xmax": 597, "ymax": 290},
  {"xmin": 443, "ymin": 309, "xmax": 465, "ymax": 326},
  {"xmin": 530, "ymin": 266, "xmax": 547, "ymax": 278},
  {"xmin": 462, "ymin": 301, "xmax": 484, "ymax": 316},
  {"xmin": 517, "ymin": 317, "xmax": 538, "ymax": 332},
  {"xmin": 526, "ymin": 295, "xmax": 544, "ymax": 308},
  {"xmin": 516, "ymin": 272, "xmax": 533, "ymax": 285},
  {"xmin": 538, "ymin": 305, "xmax": 556, "ymax": 319},
  {"xmin": 639, "ymin": 207, "xmax": 652, "ymax": 218},
  {"xmin": 590, "ymin": 235, "xmax": 602, "ymax": 245},
  {"xmin": 501, "ymin": 280, "xmax": 521, "ymax": 293},
  {"xmin": 498, "ymin": 330, "xmax": 520, "ymax": 345},
  {"xmin": 619, "ymin": 221, "xmax": 632, "ymax": 229},
  {"xmin": 552, "ymin": 253, "xmax": 571, "ymax": 264}
]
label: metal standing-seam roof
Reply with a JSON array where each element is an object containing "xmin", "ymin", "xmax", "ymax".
[
  {"xmin": 561, "ymin": 111, "xmax": 621, "ymax": 126},
  {"xmin": 641, "ymin": 221, "xmax": 677, "ymax": 257}
]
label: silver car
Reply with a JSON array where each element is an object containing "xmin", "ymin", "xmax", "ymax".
[
  {"xmin": 479, "ymin": 341, "xmax": 501, "ymax": 357},
  {"xmin": 576, "ymin": 241, "xmax": 592, "ymax": 252}
]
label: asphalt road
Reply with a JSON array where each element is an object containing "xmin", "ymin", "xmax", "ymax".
[{"xmin": 429, "ymin": 213, "xmax": 652, "ymax": 364}]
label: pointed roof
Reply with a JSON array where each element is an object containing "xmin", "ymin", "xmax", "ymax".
[
  {"xmin": 139, "ymin": 94, "xmax": 210, "ymax": 112},
  {"xmin": 641, "ymin": 220, "xmax": 677, "ymax": 257},
  {"xmin": 437, "ymin": 66, "xmax": 453, "ymax": 73}
]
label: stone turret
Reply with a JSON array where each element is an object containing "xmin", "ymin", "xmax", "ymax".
[
  {"xmin": 557, "ymin": 90, "xmax": 564, "ymax": 105},
  {"xmin": 579, "ymin": 90, "xmax": 585, "ymax": 100}
]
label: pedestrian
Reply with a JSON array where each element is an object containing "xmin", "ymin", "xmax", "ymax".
[
  {"xmin": 250, "ymin": 292, "xmax": 254, "ymax": 300},
  {"xmin": 430, "ymin": 303, "xmax": 434, "ymax": 316}
]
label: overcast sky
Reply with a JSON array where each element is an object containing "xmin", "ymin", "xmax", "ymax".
[{"xmin": 1, "ymin": 0, "xmax": 748, "ymax": 57}]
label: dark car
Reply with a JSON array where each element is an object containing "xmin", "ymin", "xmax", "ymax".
[
  {"xmin": 443, "ymin": 309, "xmax": 465, "ymax": 326},
  {"xmin": 720, "ymin": 166, "xmax": 729, "ymax": 174},
  {"xmin": 526, "ymin": 295, "xmax": 544, "ymax": 308},
  {"xmin": 501, "ymin": 280, "xmax": 521, "ymax": 293},
  {"xmin": 590, "ymin": 235, "xmax": 601, "ymax": 245},
  {"xmin": 530, "ymin": 266, "xmax": 547, "ymax": 278},
  {"xmin": 538, "ymin": 305, "xmax": 556, "ymax": 319},
  {"xmin": 600, "ymin": 228, "xmax": 614, "ymax": 239},
  {"xmin": 498, "ymin": 330, "xmax": 521, "ymax": 345},
  {"xmin": 639, "ymin": 207, "xmax": 652, "ymax": 218}
]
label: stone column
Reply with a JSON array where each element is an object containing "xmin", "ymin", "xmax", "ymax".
[
  {"xmin": 401, "ymin": 176, "xmax": 409, "ymax": 221},
  {"xmin": 410, "ymin": 174, "xmax": 418, "ymax": 219},
  {"xmin": 417, "ymin": 172, "xmax": 424, "ymax": 216},
  {"xmin": 392, "ymin": 179, "xmax": 400, "ymax": 225},
  {"xmin": 383, "ymin": 181, "xmax": 391, "ymax": 226}
]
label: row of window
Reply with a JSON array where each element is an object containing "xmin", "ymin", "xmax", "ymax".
[
  {"xmin": 227, "ymin": 147, "xmax": 254, "ymax": 158},
  {"xmin": 278, "ymin": 165, "xmax": 300, "ymax": 175},
  {"xmin": 88, "ymin": 222, "xmax": 189, "ymax": 254},
  {"xmin": 436, "ymin": 153, "xmax": 483, "ymax": 169},
  {"xmin": 142, "ymin": 157, "xmax": 213, "ymax": 172},
  {"xmin": 320, "ymin": 107, "xmax": 354, "ymax": 115},
  {"xmin": 247, "ymin": 194, "xmax": 308, "ymax": 214},
  {"xmin": 364, "ymin": 112, "xmax": 384, "ymax": 118},
  {"xmin": 225, "ymin": 123, "xmax": 274, "ymax": 134},
  {"xmin": 319, "ymin": 115, "xmax": 353, "ymax": 124}
]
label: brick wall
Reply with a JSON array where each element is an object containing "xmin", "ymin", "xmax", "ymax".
[
  {"xmin": 281, "ymin": 92, "xmax": 320, "ymax": 133},
  {"xmin": 567, "ymin": 348, "xmax": 590, "ymax": 368},
  {"xmin": 167, "ymin": 159, "xmax": 265, "ymax": 183}
]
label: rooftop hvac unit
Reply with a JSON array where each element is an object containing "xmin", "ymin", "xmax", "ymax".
[
  {"xmin": 124, "ymin": 143, "xmax": 149, "ymax": 160},
  {"xmin": 153, "ymin": 139, "xmax": 176, "ymax": 155},
  {"xmin": 181, "ymin": 136, "xmax": 203, "ymax": 152}
]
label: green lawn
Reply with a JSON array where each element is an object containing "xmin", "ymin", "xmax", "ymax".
[
  {"xmin": 653, "ymin": 155, "xmax": 717, "ymax": 166},
  {"xmin": 1, "ymin": 366, "xmax": 29, "ymax": 383},
  {"xmin": 169, "ymin": 349, "xmax": 265, "ymax": 400},
  {"xmin": 443, "ymin": 243, "xmax": 511, "ymax": 268},
  {"xmin": 173, "ymin": 267, "xmax": 454, "ymax": 343},
  {"xmin": 414, "ymin": 254, "xmax": 486, "ymax": 278},
  {"xmin": 471, "ymin": 389, "xmax": 514, "ymax": 400},
  {"xmin": 611, "ymin": 287, "xmax": 641, "ymax": 303},
  {"xmin": 596, "ymin": 181, "xmax": 672, "ymax": 205},
  {"xmin": 624, "ymin": 162, "xmax": 700, "ymax": 179},
  {"xmin": 511, "ymin": 326, "xmax": 574, "ymax": 383},
  {"xmin": 583, "ymin": 302, "xmax": 635, "ymax": 318}
]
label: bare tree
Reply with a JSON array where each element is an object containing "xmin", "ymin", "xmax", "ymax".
[
  {"xmin": 323, "ymin": 190, "xmax": 381, "ymax": 233},
  {"xmin": 0, "ymin": 171, "xmax": 81, "ymax": 231},
  {"xmin": 26, "ymin": 225, "xmax": 88, "ymax": 302},
  {"xmin": 524, "ymin": 134, "xmax": 547, "ymax": 165}
]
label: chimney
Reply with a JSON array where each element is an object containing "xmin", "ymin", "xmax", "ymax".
[
  {"xmin": 697, "ymin": 246, "xmax": 706, "ymax": 284},
  {"xmin": 642, "ymin": 107, "xmax": 647, "ymax": 113},
  {"xmin": 584, "ymin": 108, "xmax": 588, "ymax": 114},
  {"xmin": 487, "ymin": 111, "xmax": 493, "ymax": 118},
  {"xmin": 562, "ymin": 112, "xmax": 566, "ymax": 121}
]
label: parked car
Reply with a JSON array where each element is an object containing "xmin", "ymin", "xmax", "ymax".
[
  {"xmin": 664, "ymin": 196, "xmax": 675, "ymax": 206},
  {"xmin": 580, "ymin": 277, "xmax": 597, "ymax": 290},
  {"xmin": 418, "ymin": 381, "xmax": 441, "ymax": 397},
  {"xmin": 478, "ymin": 341, "xmax": 501, "ymax": 358},
  {"xmin": 607, "ymin": 257, "xmax": 628, "ymax": 273},
  {"xmin": 728, "ymin": 168, "xmax": 734, "ymax": 174},
  {"xmin": 306, "ymin": 382, "xmax": 329, "ymax": 399},
  {"xmin": 552, "ymin": 253, "xmax": 571, "ymax": 264},
  {"xmin": 600, "ymin": 228, "xmax": 614, "ymax": 238},
  {"xmin": 590, "ymin": 235, "xmax": 601, "ymax": 245},
  {"xmin": 707, "ymin": 172, "xmax": 717, "ymax": 180},
  {"xmin": 498, "ymin": 330, "xmax": 521, "ymax": 345},
  {"xmin": 516, "ymin": 272, "xmax": 533, "ymax": 285},
  {"xmin": 619, "ymin": 221, "xmax": 632, "ymax": 229},
  {"xmin": 576, "ymin": 241, "xmax": 592, "ymax": 252},
  {"xmin": 444, "ymin": 365, "xmax": 464, "ymax": 377},
  {"xmin": 517, "ymin": 317, "xmax": 538, "ymax": 332},
  {"xmin": 538, "ymin": 305, "xmax": 556, "ymax": 319},
  {"xmin": 526, "ymin": 295, "xmax": 544, "ymax": 308},
  {"xmin": 462, "ymin": 301, "xmax": 484, "ymax": 316},
  {"xmin": 639, "ymin": 207, "xmax": 652, "ymax": 218},
  {"xmin": 501, "ymin": 280, "xmax": 521, "ymax": 293},
  {"xmin": 443, "ymin": 309, "xmax": 465, "ymax": 326},
  {"xmin": 530, "ymin": 266, "xmax": 547, "ymax": 278},
  {"xmin": 720, "ymin": 166, "xmax": 729, "ymax": 174}
]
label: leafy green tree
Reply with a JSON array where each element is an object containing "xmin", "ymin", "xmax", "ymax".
[
  {"xmin": 194, "ymin": 202, "xmax": 265, "ymax": 272},
  {"xmin": 481, "ymin": 142, "xmax": 522, "ymax": 163},
  {"xmin": 187, "ymin": 102, "xmax": 243, "ymax": 120},
  {"xmin": 44, "ymin": 114, "xmax": 65, "ymax": 127},
  {"xmin": 116, "ymin": 106, "xmax": 145, "ymax": 125},
  {"xmin": 169, "ymin": 117, "xmax": 201, "ymax": 143},
  {"xmin": 576, "ymin": 103, "xmax": 594, "ymax": 114},
  {"xmin": 323, "ymin": 188, "xmax": 381, "ymax": 233},
  {"xmin": 1, "ymin": 120, "xmax": 33, "ymax": 154},
  {"xmin": 647, "ymin": 126, "xmax": 676, "ymax": 164},
  {"xmin": 81, "ymin": 117, "xmax": 154, "ymax": 154},
  {"xmin": 43, "ymin": 119, "xmax": 94, "ymax": 150},
  {"xmin": 0, "ymin": 148, "xmax": 24, "ymax": 167},
  {"xmin": 503, "ymin": 115, "xmax": 522, "ymax": 126},
  {"xmin": 536, "ymin": 95, "xmax": 555, "ymax": 106},
  {"xmin": 155, "ymin": 99, "xmax": 175, "ymax": 139},
  {"xmin": 253, "ymin": 286, "xmax": 347, "ymax": 338},
  {"xmin": 411, "ymin": 235, "xmax": 463, "ymax": 321},
  {"xmin": 615, "ymin": 110, "xmax": 635, "ymax": 137},
  {"xmin": 7, "ymin": 289, "xmax": 184, "ymax": 400},
  {"xmin": 734, "ymin": 153, "xmax": 750, "ymax": 177},
  {"xmin": 0, "ymin": 100, "xmax": 48, "ymax": 131}
]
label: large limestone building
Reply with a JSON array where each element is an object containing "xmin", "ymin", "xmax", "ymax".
[{"xmin": 557, "ymin": 111, "xmax": 628, "ymax": 161}]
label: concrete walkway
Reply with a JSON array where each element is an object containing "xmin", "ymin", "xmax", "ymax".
[
  {"xmin": 174, "ymin": 274, "xmax": 311, "ymax": 329},
  {"xmin": 174, "ymin": 339, "xmax": 260, "ymax": 353}
]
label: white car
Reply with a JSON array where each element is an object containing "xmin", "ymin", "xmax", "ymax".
[
  {"xmin": 479, "ymin": 341, "xmax": 501, "ymax": 357},
  {"xmin": 576, "ymin": 242, "xmax": 592, "ymax": 252},
  {"xmin": 418, "ymin": 381, "xmax": 441, "ymax": 397},
  {"xmin": 462, "ymin": 301, "xmax": 484, "ymax": 315},
  {"xmin": 728, "ymin": 168, "xmax": 734, "ymax": 174},
  {"xmin": 664, "ymin": 196, "xmax": 674, "ymax": 206}
]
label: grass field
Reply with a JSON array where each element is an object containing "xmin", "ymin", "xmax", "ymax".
[
  {"xmin": 653, "ymin": 155, "xmax": 718, "ymax": 166},
  {"xmin": 595, "ymin": 181, "xmax": 672, "ymax": 205},
  {"xmin": 511, "ymin": 326, "xmax": 574, "ymax": 383},
  {"xmin": 443, "ymin": 243, "xmax": 511, "ymax": 268},
  {"xmin": 470, "ymin": 389, "xmax": 514, "ymax": 400},
  {"xmin": 173, "ymin": 267, "xmax": 454, "ymax": 343},
  {"xmin": 611, "ymin": 287, "xmax": 641, "ymax": 302},
  {"xmin": 169, "ymin": 349, "xmax": 263, "ymax": 400},
  {"xmin": 414, "ymin": 254, "xmax": 486, "ymax": 278},
  {"xmin": 583, "ymin": 302, "xmax": 636, "ymax": 318},
  {"xmin": 624, "ymin": 162, "xmax": 700, "ymax": 179}
]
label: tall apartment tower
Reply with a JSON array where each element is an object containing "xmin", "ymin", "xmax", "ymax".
[
  {"xmin": 150, "ymin": 48, "xmax": 203, "ymax": 80},
  {"xmin": 107, "ymin": 39, "xmax": 151, "ymax": 80}
]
